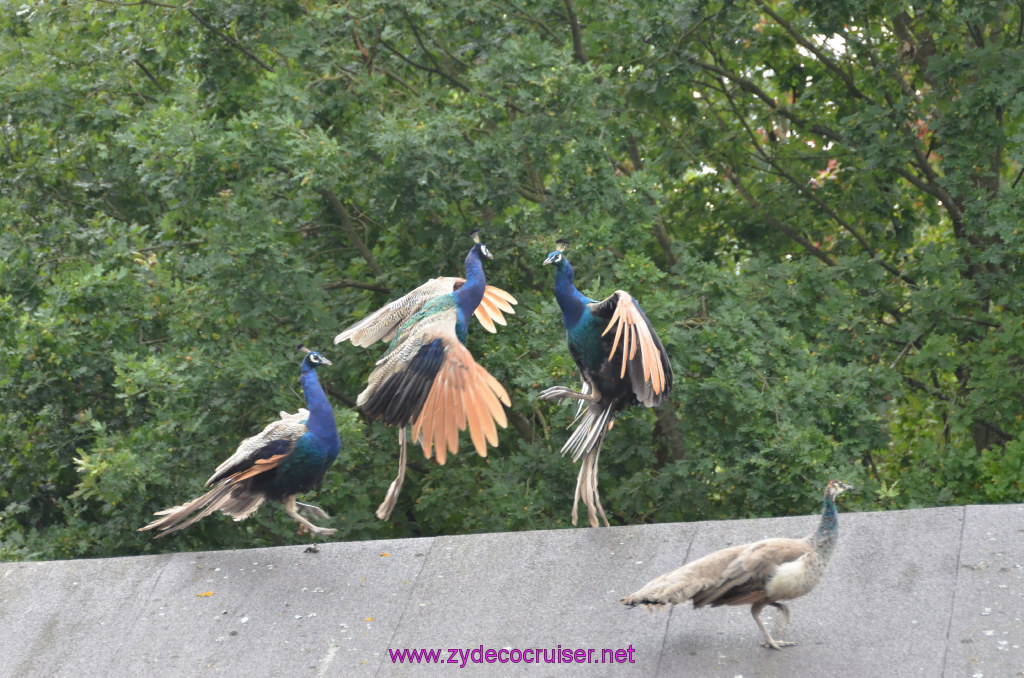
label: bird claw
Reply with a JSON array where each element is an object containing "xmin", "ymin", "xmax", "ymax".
[
  {"xmin": 538, "ymin": 386, "xmax": 568, "ymax": 403},
  {"xmin": 761, "ymin": 640, "xmax": 797, "ymax": 650},
  {"xmin": 309, "ymin": 526, "xmax": 337, "ymax": 536},
  {"xmin": 304, "ymin": 545, "xmax": 320, "ymax": 553},
  {"xmin": 296, "ymin": 502, "xmax": 331, "ymax": 520}
]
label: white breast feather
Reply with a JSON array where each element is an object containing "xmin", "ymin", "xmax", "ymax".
[{"xmin": 764, "ymin": 556, "xmax": 810, "ymax": 600}]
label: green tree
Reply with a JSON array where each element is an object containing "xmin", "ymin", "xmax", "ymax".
[{"xmin": 1, "ymin": 0, "xmax": 1020, "ymax": 561}]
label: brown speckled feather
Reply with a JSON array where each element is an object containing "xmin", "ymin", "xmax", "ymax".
[
  {"xmin": 335, "ymin": 278, "xmax": 517, "ymax": 347},
  {"xmin": 691, "ymin": 538, "xmax": 810, "ymax": 607}
]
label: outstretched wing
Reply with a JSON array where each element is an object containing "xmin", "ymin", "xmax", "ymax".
[
  {"xmin": 356, "ymin": 303, "xmax": 510, "ymax": 464},
  {"xmin": 472, "ymin": 285, "xmax": 518, "ymax": 333},
  {"xmin": 588, "ymin": 290, "xmax": 673, "ymax": 407},
  {"xmin": 335, "ymin": 277, "xmax": 517, "ymax": 346},
  {"xmin": 207, "ymin": 409, "xmax": 308, "ymax": 485}
]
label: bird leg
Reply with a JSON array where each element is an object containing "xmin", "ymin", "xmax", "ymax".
[
  {"xmin": 375, "ymin": 426, "xmax": 408, "ymax": 521},
  {"xmin": 538, "ymin": 385, "xmax": 600, "ymax": 405},
  {"xmin": 771, "ymin": 602, "xmax": 792, "ymax": 625},
  {"xmin": 752, "ymin": 602, "xmax": 797, "ymax": 650},
  {"xmin": 283, "ymin": 496, "xmax": 337, "ymax": 536},
  {"xmin": 296, "ymin": 502, "xmax": 330, "ymax": 520}
]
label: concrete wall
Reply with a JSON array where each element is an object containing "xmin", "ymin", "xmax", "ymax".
[{"xmin": 1, "ymin": 504, "xmax": 1021, "ymax": 677}]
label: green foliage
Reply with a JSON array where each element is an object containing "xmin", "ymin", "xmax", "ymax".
[{"xmin": 1, "ymin": 0, "xmax": 1022, "ymax": 561}]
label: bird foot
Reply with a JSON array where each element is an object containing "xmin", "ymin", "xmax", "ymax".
[
  {"xmin": 296, "ymin": 502, "xmax": 330, "ymax": 520},
  {"xmin": 305, "ymin": 525, "xmax": 337, "ymax": 537},
  {"xmin": 304, "ymin": 545, "xmax": 320, "ymax": 554},
  {"xmin": 761, "ymin": 640, "xmax": 797, "ymax": 650},
  {"xmin": 539, "ymin": 386, "xmax": 596, "ymax": 404}
]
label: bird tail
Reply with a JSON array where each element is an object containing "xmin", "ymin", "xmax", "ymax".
[
  {"xmin": 619, "ymin": 572, "xmax": 692, "ymax": 609},
  {"xmin": 561, "ymin": 402, "xmax": 615, "ymax": 528},
  {"xmin": 138, "ymin": 483, "xmax": 265, "ymax": 538},
  {"xmin": 619, "ymin": 590, "xmax": 668, "ymax": 610},
  {"xmin": 560, "ymin": 400, "xmax": 614, "ymax": 463},
  {"xmin": 375, "ymin": 427, "xmax": 408, "ymax": 521}
]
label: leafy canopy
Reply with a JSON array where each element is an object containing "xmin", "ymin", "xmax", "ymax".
[{"xmin": 1, "ymin": 0, "xmax": 1021, "ymax": 560}]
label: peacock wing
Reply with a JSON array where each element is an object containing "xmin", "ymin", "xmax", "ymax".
[
  {"xmin": 695, "ymin": 538, "xmax": 810, "ymax": 607},
  {"xmin": 410, "ymin": 332, "xmax": 510, "ymax": 465},
  {"xmin": 472, "ymin": 285, "xmax": 518, "ymax": 333},
  {"xmin": 335, "ymin": 277, "xmax": 461, "ymax": 347},
  {"xmin": 588, "ymin": 290, "xmax": 673, "ymax": 406},
  {"xmin": 207, "ymin": 416, "xmax": 306, "ymax": 486}
]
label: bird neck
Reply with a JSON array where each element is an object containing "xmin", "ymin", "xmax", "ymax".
[
  {"xmin": 453, "ymin": 247, "xmax": 487, "ymax": 331},
  {"xmin": 811, "ymin": 492, "xmax": 840, "ymax": 555},
  {"xmin": 300, "ymin": 366, "xmax": 340, "ymax": 453},
  {"xmin": 553, "ymin": 261, "xmax": 589, "ymax": 329}
]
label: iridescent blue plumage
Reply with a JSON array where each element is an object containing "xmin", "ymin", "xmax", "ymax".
[
  {"xmin": 140, "ymin": 348, "xmax": 341, "ymax": 538},
  {"xmin": 541, "ymin": 241, "xmax": 673, "ymax": 527},
  {"xmin": 335, "ymin": 231, "xmax": 517, "ymax": 521}
]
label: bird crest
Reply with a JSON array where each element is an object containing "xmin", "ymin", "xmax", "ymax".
[
  {"xmin": 555, "ymin": 238, "xmax": 569, "ymax": 253},
  {"xmin": 469, "ymin": 229, "xmax": 492, "ymax": 259},
  {"xmin": 297, "ymin": 344, "xmax": 332, "ymax": 366}
]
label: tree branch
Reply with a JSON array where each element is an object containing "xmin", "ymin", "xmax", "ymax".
[
  {"xmin": 754, "ymin": 0, "xmax": 878, "ymax": 106},
  {"xmin": 686, "ymin": 56, "xmax": 843, "ymax": 143},
  {"xmin": 314, "ymin": 187, "xmax": 385, "ymax": 278},
  {"xmin": 720, "ymin": 167, "xmax": 840, "ymax": 267},
  {"xmin": 401, "ymin": 9, "xmax": 472, "ymax": 92},
  {"xmin": 323, "ymin": 278, "xmax": 391, "ymax": 294},
  {"xmin": 186, "ymin": 8, "xmax": 274, "ymax": 73},
  {"xmin": 562, "ymin": 0, "xmax": 588, "ymax": 64}
]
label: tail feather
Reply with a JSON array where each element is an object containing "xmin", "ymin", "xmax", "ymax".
[
  {"xmin": 573, "ymin": 443, "xmax": 610, "ymax": 528},
  {"xmin": 560, "ymin": 402, "xmax": 614, "ymax": 462},
  {"xmin": 562, "ymin": 403, "xmax": 615, "ymax": 527},
  {"xmin": 139, "ymin": 484, "xmax": 265, "ymax": 538}
]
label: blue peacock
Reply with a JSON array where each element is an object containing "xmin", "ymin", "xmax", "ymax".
[
  {"xmin": 139, "ymin": 347, "xmax": 341, "ymax": 538},
  {"xmin": 540, "ymin": 239, "xmax": 673, "ymax": 527},
  {"xmin": 335, "ymin": 230, "xmax": 517, "ymax": 521}
]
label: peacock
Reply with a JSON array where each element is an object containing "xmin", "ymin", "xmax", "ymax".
[
  {"xmin": 139, "ymin": 347, "xmax": 341, "ymax": 538},
  {"xmin": 540, "ymin": 239, "xmax": 673, "ymax": 527},
  {"xmin": 620, "ymin": 480, "xmax": 853, "ymax": 649},
  {"xmin": 334, "ymin": 230, "xmax": 517, "ymax": 521}
]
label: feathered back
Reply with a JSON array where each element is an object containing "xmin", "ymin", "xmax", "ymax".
[{"xmin": 208, "ymin": 409, "xmax": 309, "ymax": 485}]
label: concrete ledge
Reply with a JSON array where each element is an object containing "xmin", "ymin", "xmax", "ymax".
[{"xmin": 1, "ymin": 504, "xmax": 1021, "ymax": 677}]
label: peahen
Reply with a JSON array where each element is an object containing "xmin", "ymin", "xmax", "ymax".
[
  {"xmin": 540, "ymin": 239, "xmax": 673, "ymax": 527},
  {"xmin": 139, "ymin": 347, "xmax": 341, "ymax": 538},
  {"xmin": 620, "ymin": 480, "xmax": 853, "ymax": 649},
  {"xmin": 335, "ymin": 230, "xmax": 517, "ymax": 521}
]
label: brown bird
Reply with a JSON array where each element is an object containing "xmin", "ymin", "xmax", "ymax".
[{"xmin": 620, "ymin": 480, "xmax": 852, "ymax": 649}]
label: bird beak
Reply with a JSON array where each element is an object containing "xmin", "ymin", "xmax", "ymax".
[
  {"xmin": 542, "ymin": 254, "xmax": 555, "ymax": 266},
  {"xmin": 320, "ymin": 357, "xmax": 333, "ymax": 366},
  {"xmin": 480, "ymin": 244, "xmax": 493, "ymax": 259}
]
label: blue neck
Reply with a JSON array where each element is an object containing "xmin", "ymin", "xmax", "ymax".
[
  {"xmin": 453, "ymin": 245, "xmax": 487, "ymax": 338},
  {"xmin": 812, "ymin": 493, "xmax": 839, "ymax": 550},
  {"xmin": 553, "ymin": 259, "xmax": 590, "ymax": 329},
  {"xmin": 300, "ymin": 365, "xmax": 340, "ymax": 457}
]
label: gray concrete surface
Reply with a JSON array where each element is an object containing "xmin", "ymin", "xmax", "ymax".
[{"xmin": 1, "ymin": 504, "xmax": 1021, "ymax": 677}]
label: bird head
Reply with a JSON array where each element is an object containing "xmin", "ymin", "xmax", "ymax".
[
  {"xmin": 470, "ymin": 229, "xmax": 493, "ymax": 259},
  {"xmin": 298, "ymin": 345, "xmax": 332, "ymax": 370},
  {"xmin": 825, "ymin": 480, "xmax": 853, "ymax": 500},
  {"xmin": 543, "ymin": 238, "xmax": 570, "ymax": 267}
]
